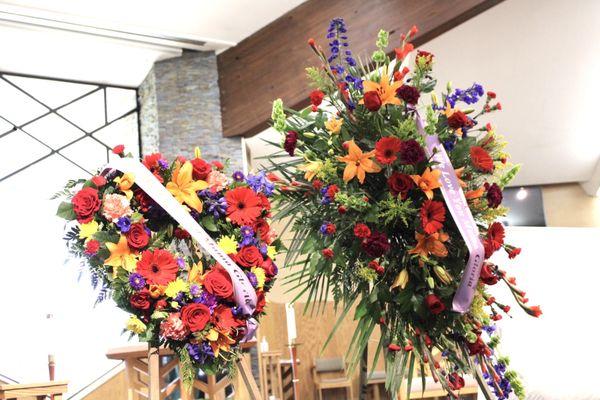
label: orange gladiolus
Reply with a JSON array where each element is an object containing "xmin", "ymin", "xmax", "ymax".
[
  {"xmin": 411, "ymin": 168, "xmax": 442, "ymax": 199},
  {"xmin": 408, "ymin": 231, "xmax": 449, "ymax": 258},
  {"xmin": 337, "ymin": 140, "xmax": 382, "ymax": 184}
]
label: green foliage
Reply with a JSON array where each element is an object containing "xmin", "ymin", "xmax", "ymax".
[
  {"xmin": 271, "ymin": 98, "xmax": 286, "ymax": 132},
  {"xmin": 378, "ymin": 196, "xmax": 417, "ymax": 226},
  {"xmin": 499, "ymin": 164, "xmax": 521, "ymax": 188},
  {"xmin": 56, "ymin": 201, "xmax": 76, "ymax": 220}
]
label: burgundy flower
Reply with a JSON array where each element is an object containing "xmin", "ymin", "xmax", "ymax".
[
  {"xmin": 284, "ymin": 131, "xmax": 299, "ymax": 156},
  {"xmin": 361, "ymin": 231, "xmax": 390, "ymax": 258},
  {"xmin": 447, "ymin": 111, "xmax": 472, "ymax": 130},
  {"xmin": 479, "ymin": 263, "xmax": 499, "ymax": 285},
  {"xmin": 424, "ymin": 293, "xmax": 446, "ymax": 315},
  {"xmin": 396, "ymin": 85, "xmax": 420, "ymax": 105},
  {"xmin": 399, "ymin": 139, "xmax": 426, "ymax": 165},
  {"xmin": 363, "ymin": 91, "xmax": 382, "ymax": 112},
  {"xmin": 485, "ymin": 182, "xmax": 503, "ymax": 208},
  {"xmin": 387, "ymin": 172, "xmax": 414, "ymax": 199}
]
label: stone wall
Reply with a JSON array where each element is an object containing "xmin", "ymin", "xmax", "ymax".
[{"xmin": 138, "ymin": 50, "xmax": 242, "ymax": 170}]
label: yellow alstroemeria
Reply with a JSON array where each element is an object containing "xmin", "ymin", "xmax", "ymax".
[
  {"xmin": 218, "ymin": 235, "xmax": 238, "ymax": 254},
  {"xmin": 411, "ymin": 168, "xmax": 442, "ymax": 200},
  {"xmin": 79, "ymin": 220, "xmax": 99, "ymax": 240},
  {"xmin": 360, "ymin": 66, "xmax": 402, "ymax": 107},
  {"xmin": 337, "ymin": 140, "xmax": 382, "ymax": 184},
  {"xmin": 166, "ymin": 161, "xmax": 208, "ymax": 212},
  {"xmin": 324, "ymin": 117, "xmax": 343, "ymax": 134},
  {"xmin": 206, "ymin": 328, "xmax": 236, "ymax": 358},
  {"xmin": 251, "ymin": 267, "xmax": 266, "ymax": 290},
  {"xmin": 298, "ymin": 159, "xmax": 323, "ymax": 181},
  {"xmin": 189, "ymin": 262, "xmax": 203, "ymax": 284},
  {"xmin": 104, "ymin": 235, "xmax": 138, "ymax": 274},
  {"xmin": 114, "ymin": 172, "xmax": 135, "ymax": 200}
]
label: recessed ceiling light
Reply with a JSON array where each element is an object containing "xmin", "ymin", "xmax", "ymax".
[{"xmin": 516, "ymin": 187, "xmax": 528, "ymax": 201}]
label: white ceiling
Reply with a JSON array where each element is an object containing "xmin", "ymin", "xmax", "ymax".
[
  {"xmin": 248, "ymin": 0, "xmax": 600, "ymax": 188},
  {"xmin": 0, "ymin": 0, "xmax": 306, "ymax": 86}
]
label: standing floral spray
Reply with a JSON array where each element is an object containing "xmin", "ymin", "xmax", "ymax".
[
  {"xmin": 56, "ymin": 146, "xmax": 280, "ymax": 385},
  {"xmin": 268, "ymin": 19, "xmax": 540, "ymax": 399}
]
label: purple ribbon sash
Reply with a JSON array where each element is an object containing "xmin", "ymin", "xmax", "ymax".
[{"xmin": 415, "ymin": 113, "xmax": 485, "ymax": 313}]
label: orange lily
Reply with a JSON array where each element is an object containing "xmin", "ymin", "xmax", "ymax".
[
  {"xmin": 411, "ymin": 168, "xmax": 442, "ymax": 199},
  {"xmin": 337, "ymin": 140, "xmax": 382, "ymax": 184},
  {"xmin": 408, "ymin": 231, "xmax": 449, "ymax": 258},
  {"xmin": 465, "ymin": 186, "xmax": 485, "ymax": 200},
  {"xmin": 206, "ymin": 328, "xmax": 236, "ymax": 358},
  {"xmin": 361, "ymin": 66, "xmax": 402, "ymax": 107},
  {"xmin": 104, "ymin": 235, "xmax": 137, "ymax": 274},
  {"xmin": 166, "ymin": 161, "xmax": 208, "ymax": 212},
  {"xmin": 454, "ymin": 167, "xmax": 467, "ymax": 188}
]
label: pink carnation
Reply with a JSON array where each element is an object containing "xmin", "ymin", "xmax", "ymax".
[
  {"xmin": 160, "ymin": 313, "xmax": 190, "ymax": 341},
  {"xmin": 207, "ymin": 170, "xmax": 229, "ymax": 192},
  {"xmin": 102, "ymin": 193, "xmax": 133, "ymax": 222}
]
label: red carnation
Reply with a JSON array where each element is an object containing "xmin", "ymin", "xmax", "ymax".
[
  {"xmin": 416, "ymin": 50, "xmax": 434, "ymax": 66},
  {"xmin": 485, "ymin": 182, "xmax": 503, "ymax": 208},
  {"xmin": 447, "ymin": 373, "xmax": 465, "ymax": 390},
  {"xmin": 91, "ymin": 175, "xmax": 107, "ymax": 188},
  {"xmin": 424, "ymin": 293, "xmax": 446, "ymax": 315},
  {"xmin": 225, "ymin": 187, "xmax": 262, "ymax": 226},
  {"xmin": 375, "ymin": 137, "xmax": 402, "ymax": 165},
  {"xmin": 353, "ymin": 223, "xmax": 371, "ymax": 239},
  {"xmin": 447, "ymin": 111, "xmax": 471, "ymax": 130},
  {"xmin": 255, "ymin": 291, "xmax": 266, "ymax": 314},
  {"xmin": 84, "ymin": 239, "xmax": 100, "ymax": 255},
  {"xmin": 309, "ymin": 90, "xmax": 325, "ymax": 107},
  {"xmin": 203, "ymin": 267, "xmax": 234, "ymax": 299},
  {"xmin": 142, "ymin": 153, "xmax": 163, "ymax": 170},
  {"xmin": 363, "ymin": 91, "xmax": 382, "ymax": 111},
  {"xmin": 508, "ymin": 247, "xmax": 521, "ymax": 259},
  {"xmin": 174, "ymin": 227, "xmax": 191, "ymax": 240},
  {"xmin": 479, "ymin": 263, "xmax": 499, "ymax": 285},
  {"xmin": 322, "ymin": 248, "xmax": 334, "ymax": 259},
  {"xmin": 284, "ymin": 130, "xmax": 299, "ymax": 156},
  {"xmin": 112, "ymin": 144, "xmax": 125, "ymax": 155},
  {"xmin": 420, "ymin": 200, "xmax": 446, "ymax": 234},
  {"xmin": 130, "ymin": 290, "xmax": 151, "ymax": 310},
  {"xmin": 387, "ymin": 172, "xmax": 414, "ymax": 199},
  {"xmin": 361, "ymin": 231, "xmax": 390, "ymax": 258},
  {"xmin": 71, "ymin": 187, "xmax": 101, "ymax": 223},
  {"xmin": 399, "ymin": 139, "xmax": 425, "ymax": 165},
  {"xmin": 396, "ymin": 85, "xmax": 420, "ymax": 105},
  {"xmin": 235, "ymin": 246, "xmax": 264, "ymax": 268},
  {"xmin": 467, "ymin": 336, "xmax": 486, "ymax": 355},
  {"xmin": 388, "ymin": 343, "xmax": 401, "ymax": 352},
  {"xmin": 127, "ymin": 223, "xmax": 150, "ymax": 250},
  {"xmin": 211, "ymin": 160, "xmax": 224, "ymax": 170},
  {"xmin": 326, "ymin": 184, "xmax": 339, "ymax": 199},
  {"xmin": 181, "ymin": 303, "xmax": 211, "ymax": 332},
  {"xmin": 136, "ymin": 249, "xmax": 178, "ymax": 286},
  {"xmin": 470, "ymin": 146, "xmax": 494, "ymax": 172},
  {"xmin": 190, "ymin": 158, "xmax": 212, "ymax": 180}
]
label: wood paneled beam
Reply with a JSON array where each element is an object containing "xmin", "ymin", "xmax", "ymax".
[{"xmin": 218, "ymin": 0, "xmax": 504, "ymax": 137}]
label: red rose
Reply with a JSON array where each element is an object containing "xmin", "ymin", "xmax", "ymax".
[
  {"xmin": 254, "ymin": 291, "xmax": 266, "ymax": 314},
  {"xmin": 363, "ymin": 91, "xmax": 382, "ymax": 111},
  {"xmin": 85, "ymin": 239, "xmax": 100, "ymax": 255},
  {"xmin": 353, "ymin": 223, "xmax": 371, "ymax": 238},
  {"xmin": 71, "ymin": 187, "xmax": 101, "ymax": 223},
  {"xmin": 91, "ymin": 175, "xmax": 107, "ymax": 187},
  {"xmin": 155, "ymin": 299, "xmax": 168, "ymax": 310},
  {"xmin": 447, "ymin": 110, "xmax": 471, "ymax": 130},
  {"xmin": 127, "ymin": 223, "xmax": 149, "ymax": 250},
  {"xmin": 447, "ymin": 373, "xmax": 465, "ymax": 390},
  {"xmin": 212, "ymin": 305, "xmax": 243, "ymax": 332},
  {"xmin": 254, "ymin": 219, "xmax": 271, "ymax": 241},
  {"xmin": 203, "ymin": 267, "xmax": 234, "ymax": 298},
  {"xmin": 424, "ymin": 293, "xmax": 446, "ymax": 315},
  {"xmin": 322, "ymin": 248, "xmax": 334, "ymax": 259},
  {"xmin": 480, "ymin": 263, "xmax": 499, "ymax": 285},
  {"xmin": 309, "ymin": 90, "xmax": 325, "ymax": 107},
  {"xmin": 112, "ymin": 144, "xmax": 125, "ymax": 155},
  {"xmin": 261, "ymin": 258, "xmax": 278, "ymax": 277},
  {"xmin": 235, "ymin": 246, "xmax": 264, "ymax": 268},
  {"xmin": 190, "ymin": 158, "xmax": 212, "ymax": 180},
  {"xmin": 324, "ymin": 223, "xmax": 336, "ymax": 234},
  {"xmin": 387, "ymin": 172, "xmax": 414, "ymax": 199},
  {"xmin": 181, "ymin": 303, "xmax": 211, "ymax": 332},
  {"xmin": 174, "ymin": 227, "xmax": 191, "ymax": 239},
  {"xmin": 130, "ymin": 290, "xmax": 151, "ymax": 310}
]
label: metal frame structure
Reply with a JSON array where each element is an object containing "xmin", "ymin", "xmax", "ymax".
[{"xmin": 0, "ymin": 71, "xmax": 140, "ymax": 183}]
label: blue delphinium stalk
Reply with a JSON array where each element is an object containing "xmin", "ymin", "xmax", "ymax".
[
  {"xmin": 446, "ymin": 83, "xmax": 485, "ymax": 107},
  {"xmin": 129, "ymin": 273, "xmax": 146, "ymax": 291},
  {"xmin": 245, "ymin": 171, "xmax": 275, "ymax": 196},
  {"xmin": 326, "ymin": 18, "xmax": 362, "ymax": 91},
  {"xmin": 187, "ymin": 342, "xmax": 214, "ymax": 364}
]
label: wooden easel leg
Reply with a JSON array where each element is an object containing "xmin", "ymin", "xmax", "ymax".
[
  {"xmin": 148, "ymin": 345, "xmax": 160, "ymax": 400},
  {"xmin": 237, "ymin": 357, "xmax": 263, "ymax": 400}
]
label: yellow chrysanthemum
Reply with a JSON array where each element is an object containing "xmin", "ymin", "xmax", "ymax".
[
  {"xmin": 218, "ymin": 235, "xmax": 238, "ymax": 254},
  {"xmin": 267, "ymin": 246, "xmax": 277, "ymax": 259},
  {"xmin": 165, "ymin": 278, "xmax": 189, "ymax": 298},
  {"xmin": 251, "ymin": 267, "xmax": 266, "ymax": 289},
  {"xmin": 79, "ymin": 220, "xmax": 99, "ymax": 240},
  {"xmin": 126, "ymin": 315, "xmax": 146, "ymax": 334}
]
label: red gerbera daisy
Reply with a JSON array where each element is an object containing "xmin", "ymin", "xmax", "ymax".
[
  {"xmin": 420, "ymin": 200, "xmax": 446, "ymax": 234},
  {"xmin": 225, "ymin": 187, "xmax": 262, "ymax": 226},
  {"xmin": 470, "ymin": 146, "xmax": 494, "ymax": 172},
  {"xmin": 136, "ymin": 249, "xmax": 179, "ymax": 286},
  {"xmin": 375, "ymin": 137, "xmax": 402, "ymax": 165},
  {"xmin": 484, "ymin": 222, "xmax": 505, "ymax": 258}
]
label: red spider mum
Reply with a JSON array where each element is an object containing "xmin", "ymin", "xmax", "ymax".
[
  {"xmin": 375, "ymin": 137, "xmax": 402, "ymax": 165},
  {"xmin": 420, "ymin": 200, "xmax": 446, "ymax": 234},
  {"xmin": 470, "ymin": 146, "xmax": 494, "ymax": 172},
  {"xmin": 136, "ymin": 249, "xmax": 179, "ymax": 286},
  {"xmin": 225, "ymin": 187, "xmax": 262, "ymax": 226}
]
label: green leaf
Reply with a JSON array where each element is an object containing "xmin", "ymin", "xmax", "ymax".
[
  {"xmin": 201, "ymin": 215, "xmax": 219, "ymax": 232},
  {"xmin": 56, "ymin": 201, "xmax": 76, "ymax": 220}
]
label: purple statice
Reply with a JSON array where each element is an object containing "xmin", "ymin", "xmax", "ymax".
[
  {"xmin": 446, "ymin": 83, "xmax": 485, "ymax": 108},
  {"xmin": 190, "ymin": 284, "xmax": 202, "ymax": 298},
  {"xmin": 116, "ymin": 216, "xmax": 131, "ymax": 233},
  {"xmin": 177, "ymin": 257, "xmax": 186, "ymax": 270},
  {"xmin": 246, "ymin": 271, "xmax": 258, "ymax": 288},
  {"xmin": 187, "ymin": 342, "xmax": 214, "ymax": 364},
  {"xmin": 158, "ymin": 159, "xmax": 169, "ymax": 170},
  {"xmin": 232, "ymin": 170, "xmax": 245, "ymax": 182},
  {"xmin": 195, "ymin": 291, "xmax": 217, "ymax": 310},
  {"xmin": 326, "ymin": 18, "xmax": 362, "ymax": 91},
  {"xmin": 259, "ymin": 243, "xmax": 268, "ymax": 256},
  {"xmin": 240, "ymin": 226, "xmax": 256, "ymax": 247},
  {"xmin": 245, "ymin": 171, "xmax": 275, "ymax": 196},
  {"xmin": 129, "ymin": 273, "xmax": 146, "ymax": 291},
  {"xmin": 174, "ymin": 292, "xmax": 187, "ymax": 307},
  {"xmin": 200, "ymin": 189, "xmax": 227, "ymax": 217}
]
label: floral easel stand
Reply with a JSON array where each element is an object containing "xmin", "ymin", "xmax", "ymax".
[{"xmin": 108, "ymin": 343, "xmax": 262, "ymax": 400}]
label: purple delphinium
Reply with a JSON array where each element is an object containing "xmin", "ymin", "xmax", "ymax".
[
  {"xmin": 446, "ymin": 83, "xmax": 485, "ymax": 108},
  {"xmin": 158, "ymin": 159, "xmax": 169, "ymax": 170},
  {"xmin": 259, "ymin": 244, "xmax": 268, "ymax": 257},
  {"xmin": 232, "ymin": 171, "xmax": 245, "ymax": 182},
  {"xmin": 195, "ymin": 291, "xmax": 217, "ymax": 310},
  {"xmin": 187, "ymin": 342, "xmax": 214, "ymax": 364},
  {"xmin": 116, "ymin": 216, "xmax": 131, "ymax": 233},
  {"xmin": 129, "ymin": 273, "xmax": 146, "ymax": 291},
  {"xmin": 246, "ymin": 271, "xmax": 258, "ymax": 288},
  {"xmin": 240, "ymin": 226, "xmax": 255, "ymax": 247},
  {"xmin": 177, "ymin": 257, "xmax": 186, "ymax": 270},
  {"xmin": 245, "ymin": 171, "xmax": 275, "ymax": 196},
  {"xmin": 326, "ymin": 18, "xmax": 362, "ymax": 91},
  {"xmin": 200, "ymin": 189, "xmax": 227, "ymax": 217}
]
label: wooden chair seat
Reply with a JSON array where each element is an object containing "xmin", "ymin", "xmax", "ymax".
[
  {"xmin": 312, "ymin": 357, "xmax": 354, "ymax": 400},
  {"xmin": 0, "ymin": 381, "xmax": 68, "ymax": 400}
]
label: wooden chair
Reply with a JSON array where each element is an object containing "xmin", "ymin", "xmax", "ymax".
[
  {"xmin": 312, "ymin": 357, "xmax": 353, "ymax": 400},
  {"xmin": 260, "ymin": 351, "xmax": 283, "ymax": 399},
  {"xmin": 367, "ymin": 370, "xmax": 386, "ymax": 400},
  {"xmin": 398, "ymin": 375, "xmax": 478, "ymax": 400},
  {"xmin": 0, "ymin": 381, "xmax": 68, "ymax": 400}
]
